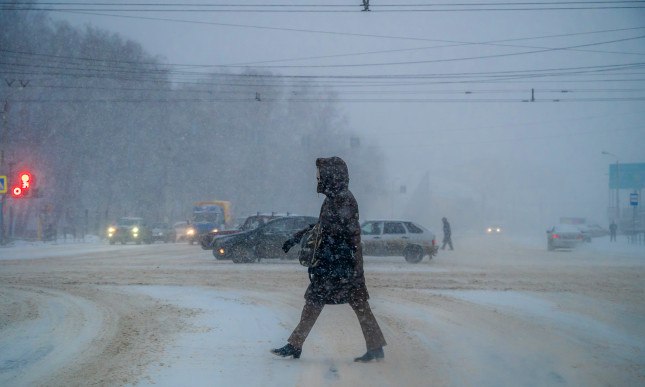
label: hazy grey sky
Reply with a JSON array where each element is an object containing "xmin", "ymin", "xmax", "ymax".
[{"xmin": 53, "ymin": 2, "xmax": 645, "ymax": 231}]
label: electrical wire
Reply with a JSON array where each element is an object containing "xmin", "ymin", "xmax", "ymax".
[
  {"xmin": 3, "ymin": 1, "xmax": 645, "ymax": 12},
  {"xmin": 4, "ymin": 24, "xmax": 645, "ymax": 72},
  {"xmin": 4, "ymin": 47, "xmax": 645, "ymax": 81}
]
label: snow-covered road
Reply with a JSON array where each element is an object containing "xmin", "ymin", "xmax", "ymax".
[{"xmin": 1, "ymin": 235, "xmax": 643, "ymax": 386}]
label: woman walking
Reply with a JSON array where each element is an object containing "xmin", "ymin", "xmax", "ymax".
[{"xmin": 272, "ymin": 156, "xmax": 387, "ymax": 362}]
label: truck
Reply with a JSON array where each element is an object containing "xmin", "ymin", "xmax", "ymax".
[{"xmin": 187, "ymin": 201, "xmax": 232, "ymax": 245}]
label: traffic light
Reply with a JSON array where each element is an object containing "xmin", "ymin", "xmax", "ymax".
[{"xmin": 10, "ymin": 170, "xmax": 34, "ymax": 199}]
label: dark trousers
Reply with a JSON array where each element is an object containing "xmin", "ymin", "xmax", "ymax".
[
  {"xmin": 288, "ymin": 298, "xmax": 387, "ymax": 351},
  {"xmin": 441, "ymin": 236, "xmax": 453, "ymax": 250},
  {"xmin": 610, "ymin": 232, "xmax": 617, "ymax": 242}
]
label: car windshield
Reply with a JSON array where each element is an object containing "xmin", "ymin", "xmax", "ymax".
[
  {"xmin": 263, "ymin": 219, "xmax": 289, "ymax": 232},
  {"xmin": 241, "ymin": 217, "xmax": 270, "ymax": 231},
  {"xmin": 194, "ymin": 213, "xmax": 220, "ymax": 223},
  {"xmin": 117, "ymin": 218, "xmax": 141, "ymax": 227}
]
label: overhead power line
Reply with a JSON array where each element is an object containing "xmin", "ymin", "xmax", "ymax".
[
  {"xmin": 3, "ymin": 1, "xmax": 645, "ymax": 12},
  {"xmin": 3, "ymin": 31, "xmax": 645, "ymax": 74},
  {"xmin": 7, "ymin": 97, "xmax": 645, "ymax": 103},
  {"xmin": 4, "ymin": 25, "xmax": 645, "ymax": 72},
  {"xmin": 35, "ymin": 9, "xmax": 645, "ymax": 49},
  {"xmin": 200, "ymin": 35, "xmax": 645, "ymax": 69},
  {"xmin": 3, "ymin": 47, "xmax": 644, "ymax": 79}
]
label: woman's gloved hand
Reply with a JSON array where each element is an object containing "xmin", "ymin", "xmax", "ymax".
[{"xmin": 282, "ymin": 238, "xmax": 297, "ymax": 253}]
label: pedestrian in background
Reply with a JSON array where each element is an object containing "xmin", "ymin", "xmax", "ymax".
[
  {"xmin": 272, "ymin": 156, "xmax": 387, "ymax": 362},
  {"xmin": 609, "ymin": 220, "xmax": 618, "ymax": 242},
  {"xmin": 441, "ymin": 217, "xmax": 454, "ymax": 250}
]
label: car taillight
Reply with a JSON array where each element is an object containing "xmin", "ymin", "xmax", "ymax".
[
  {"xmin": 552, "ymin": 234, "xmax": 559, "ymax": 239},
  {"xmin": 432, "ymin": 239, "xmax": 436, "ymax": 246}
]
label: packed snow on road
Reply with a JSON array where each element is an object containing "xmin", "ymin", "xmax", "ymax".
[{"xmin": 1, "ymin": 235, "xmax": 643, "ymax": 386}]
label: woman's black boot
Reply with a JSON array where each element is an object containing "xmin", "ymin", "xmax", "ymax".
[
  {"xmin": 270, "ymin": 343, "xmax": 302, "ymax": 359},
  {"xmin": 354, "ymin": 347, "xmax": 384, "ymax": 362}
]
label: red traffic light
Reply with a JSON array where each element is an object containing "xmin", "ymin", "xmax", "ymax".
[
  {"xmin": 10, "ymin": 170, "xmax": 34, "ymax": 198},
  {"xmin": 11, "ymin": 186, "xmax": 24, "ymax": 198},
  {"xmin": 20, "ymin": 172, "xmax": 32, "ymax": 189}
]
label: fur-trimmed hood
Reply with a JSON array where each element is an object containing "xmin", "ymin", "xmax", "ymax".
[{"xmin": 316, "ymin": 156, "xmax": 349, "ymax": 196}]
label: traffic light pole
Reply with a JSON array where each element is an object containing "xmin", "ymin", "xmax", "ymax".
[
  {"xmin": 1, "ymin": 81, "xmax": 29, "ymax": 244},
  {"xmin": 0, "ymin": 195, "xmax": 4, "ymax": 245},
  {"xmin": 0, "ymin": 163, "xmax": 11, "ymax": 245},
  {"xmin": 0, "ymin": 101, "xmax": 6, "ymax": 244}
]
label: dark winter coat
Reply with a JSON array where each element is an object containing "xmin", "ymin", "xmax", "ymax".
[
  {"xmin": 303, "ymin": 157, "xmax": 369, "ymax": 305},
  {"xmin": 442, "ymin": 218, "xmax": 452, "ymax": 238}
]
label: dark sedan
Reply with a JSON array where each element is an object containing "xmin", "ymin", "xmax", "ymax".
[
  {"xmin": 150, "ymin": 222, "xmax": 176, "ymax": 243},
  {"xmin": 212, "ymin": 215, "xmax": 318, "ymax": 263},
  {"xmin": 199, "ymin": 212, "xmax": 289, "ymax": 250}
]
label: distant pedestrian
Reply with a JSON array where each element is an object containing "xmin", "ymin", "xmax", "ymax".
[
  {"xmin": 272, "ymin": 156, "xmax": 387, "ymax": 362},
  {"xmin": 609, "ymin": 220, "xmax": 618, "ymax": 242},
  {"xmin": 441, "ymin": 217, "xmax": 453, "ymax": 250}
]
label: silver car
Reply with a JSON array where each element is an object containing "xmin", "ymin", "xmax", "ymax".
[
  {"xmin": 361, "ymin": 220, "xmax": 438, "ymax": 263},
  {"xmin": 547, "ymin": 224, "xmax": 585, "ymax": 251}
]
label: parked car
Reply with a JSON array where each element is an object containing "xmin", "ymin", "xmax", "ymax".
[
  {"xmin": 212, "ymin": 215, "xmax": 318, "ymax": 263},
  {"xmin": 107, "ymin": 217, "xmax": 152, "ymax": 245},
  {"xmin": 200, "ymin": 212, "xmax": 296, "ymax": 250},
  {"xmin": 547, "ymin": 224, "xmax": 585, "ymax": 251},
  {"xmin": 577, "ymin": 224, "xmax": 609, "ymax": 240},
  {"xmin": 150, "ymin": 222, "xmax": 176, "ymax": 243},
  {"xmin": 361, "ymin": 220, "xmax": 438, "ymax": 263}
]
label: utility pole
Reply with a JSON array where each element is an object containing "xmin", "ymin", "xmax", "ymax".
[
  {"xmin": 602, "ymin": 151, "xmax": 620, "ymax": 223},
  {"xmin": 0, "ymin": 100, "xmax": 9, "ymax": 245},
  {"xmin": 1, "ymin": 79, "xmax": 28, "ymax": 244}
]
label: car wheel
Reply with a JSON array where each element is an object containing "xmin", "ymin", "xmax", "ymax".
[
  {"xmin": 404, "ymin": 245, "xmax": 424, "ymax": 263},
  {"xmin": 241, "ymin": 247, "xmax": 257, "ymax": 263},
  {"xmin": 213, "ymin": 248, "xmax": 230, "ymax": 260},
  {"xmin": 232, "ymin": 245, "xmax": 256, "ymax": 263}
]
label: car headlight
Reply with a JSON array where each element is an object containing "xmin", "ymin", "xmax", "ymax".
[
  {"xmin": 212, "ymin": 228, "xmax": 219, "ymax": 233},
  {"xmin": 108, "ymin": 227, "xmax": 116, "ymax": 233},
  {"xmin": 217, "ymin": 248, "xmax": 225, "ymax": 255},
  {"xmin": 187, "ymin": 228, "xmax": 195, "ymax": 236},
  {"xmin": 496, "ymin": 228, "xmax": 501, "ymax": 232},
  {"xmin": 132, "ymin": 227, "xmax": 139, "ymax": 233},
  {"xmin": 487, "ymin": 228, "xmax": 492, "ymax": 233}
]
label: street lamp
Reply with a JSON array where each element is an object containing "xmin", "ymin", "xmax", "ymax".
[{"xmin": 602, "ymin": 151, "xmax": 620, "ymax": 221}]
